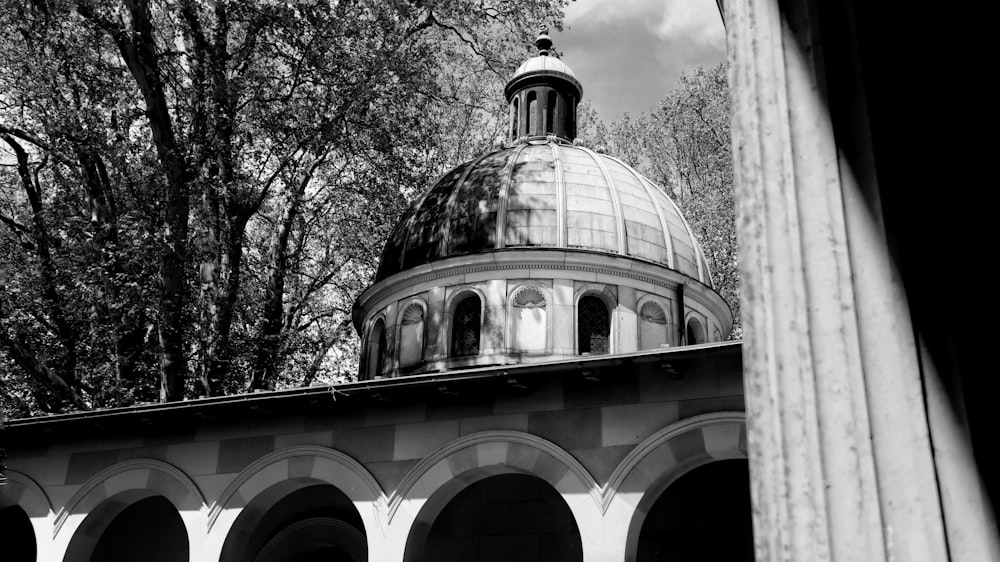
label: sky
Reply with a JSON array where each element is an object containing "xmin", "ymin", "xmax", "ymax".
[{"xmin": 551, "ymin": 0, "xmax": 726, "ymax": 121}]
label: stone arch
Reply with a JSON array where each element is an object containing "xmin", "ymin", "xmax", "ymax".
[
  {"xmin": 601, "ymin": 412, "xmax": 747, "ymax": 562},
  {"xmin": 0, "ymin": 470, "xmax": 52, "ymax": 561},
  {"xmin": 57, "ymin": 459, "xmax": 206, "ymax": 561},
  {"xmin": 208, "ymin": 445, "xmax": 386, "ymax": 561},
  {"xmin": 391, "ymin": 430, "xmax": 602, "ymax": 562},
  {"xmin": 575, "ymin": 283, "xmax": 618, "ymax": 355}
]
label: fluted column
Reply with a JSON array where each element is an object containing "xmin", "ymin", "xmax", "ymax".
[{"xmin": 724, "ymin": 0, "xmax": 998, "ymax": 560}]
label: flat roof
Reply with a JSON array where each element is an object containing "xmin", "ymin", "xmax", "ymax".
[{"xmin": 3, "ymin": 341, "xmax": 742, "ymax": 444}]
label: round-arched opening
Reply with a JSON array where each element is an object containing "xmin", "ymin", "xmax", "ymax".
[
  {"xmin": 451, "ymin": 294, "xmax": 482, "ymax": 357},
  {"xmin": 417, "ymin": 473, "xmax": 582, "ymax": 562},
  {"xmin": 90, "ymin": 496, "xmax": 188, "ymax": 562},
  {"xmin": 578, "ymin": 295, "xmax": 610, "ymax": 355},
  {"xmin": 636, "ymin": 459, "xmax": 753, "ymax": 562},
  {"xmin": 220, "ymin": 483, "xmax": 366, "ymax": 562},
  {"xmin": 685, "ymin": 317, "xmax": 705, "ymax": 345},
  {"xmin": 0, "ymin": 504, "xmax": 36, "ymax": 561},
  {"xmin": 367, "ymin": 318, "xmax": 386, "ymax": 379},
  {"xmin": 253, "ymin": 517, "xmax": 365, "ymax": 562}
]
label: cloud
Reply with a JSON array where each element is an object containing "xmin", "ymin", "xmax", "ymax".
[
  {"xmin": 655, "ymin": 0, "xmax": 726, "ymax": 47},
  {"xmin": 553, "ymin": 0, "xmax": 725, "ymax": 121}
]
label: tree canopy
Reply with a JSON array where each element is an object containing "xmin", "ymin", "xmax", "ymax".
[
  {"xmin": 0, "ymin": 3, "xmax": 737, "ymax": 419},
  {"xmin": 0, "ymin": 0, "xmax": 569, "ymax": 416}
]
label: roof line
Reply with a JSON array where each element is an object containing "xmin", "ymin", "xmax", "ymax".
[{"xmin": 6, "ymin": 341, "xmax": 742, "ymax": 428}]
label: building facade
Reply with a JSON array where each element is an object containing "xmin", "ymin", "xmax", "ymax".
[{"xmin": 1, "ymin": 28, "xmax": 751, "ymax": 562}]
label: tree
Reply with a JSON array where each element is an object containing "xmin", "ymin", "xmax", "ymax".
[{"xmin": 0, "ymin": 0, "xmax": 570, "ymax": 415}]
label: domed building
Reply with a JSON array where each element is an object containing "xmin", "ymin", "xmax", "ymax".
[
  {"xmin": 354, "ymin": 27, "xmax": 732, "ymax": 380},
  {"xmin": 1, "ymin": 28, "xmax": 750, "ymax": 562}
]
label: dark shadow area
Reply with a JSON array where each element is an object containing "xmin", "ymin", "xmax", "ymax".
[
  {"xmin": 636, "ymin": 459, "xmax": 752, "ymax": 562},
  {"xmin": 422, "ymin": 473, "xmax": 582, "ymax": 562},
  {"xmin": 91, "ymin": 496, "xmax": 188, "ymax": 562},
  {"xmin": 811, "ymin": 1, "xmax": 997, "ymax": 522},
  {"xmin": 0, "ymin": 504, "xmax": 36, "ymax": 562},
  {"xmin": 220, "ymin": 483, "xmax": 365, "ymax": 562}
]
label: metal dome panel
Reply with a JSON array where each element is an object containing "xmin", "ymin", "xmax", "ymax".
[{"xmin": 375, "ymin": 142, "xmax": 714, "ymax": 288}]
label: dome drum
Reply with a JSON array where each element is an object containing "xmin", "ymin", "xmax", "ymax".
[{"xmin": 354, "ymin": 249, "xmax": 732, "ymax": 380}]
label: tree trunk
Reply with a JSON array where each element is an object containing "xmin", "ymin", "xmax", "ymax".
[
  {"xmin": 0, "ymin": 135, "xmax": 85, "ymax": 409},
  {"xmin": 249, "ymin": 158, "xmax": 324, "ymax": 390},
  {"xmin": 80, "ymin": 0, "xmax": 194, "ymax": 401}
]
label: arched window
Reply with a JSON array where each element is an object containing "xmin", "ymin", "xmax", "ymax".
[
  {"xmin": 546, "ymin": 91, "xmax": 557, "ymax": 134},
  {"xmin": 639, "ymin": 301, "xmax": 669, "ymax": 350},
  {"xmin": 578, "ymin": 296, "xmax": 610, "ymax": 355},
  {"xmin": 568, "ymin": 94, "xmax": 577, "ymax": 138},
  {"xmin": 526, "ymin": 91, "xmax": 537, "ymax": 136},
  {"xmin": 512, "ymin": 286, "xmax": 547, "ymax": 352},
  {"xmin": 399, "ymin": 303, "xmax": 425, "ymax": 368},
  {"xmin": 367, "ymin": 319, "xmax": 386, "ymax": 378},
  {"xmin": 686, "ymin": 317, "xmax": 705, "ymax": 345},
  {"xmin": 511, "ymin": 97, "xmax": 519, "ymax": 139},
  {"xmin": 451, "ymin": 295, "xmax": 481, "ymax": 357}
]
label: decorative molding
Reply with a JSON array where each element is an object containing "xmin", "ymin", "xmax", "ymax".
[
  {"xmin": 54, "ymin": 458, "xmax": 206, "ymax": 538},
  {"xmin": 604, "ymin": 411, "xmax": 746, "ymax": 510},
  {"xmin": 386, "ymin": 430, "xmax": 601, "ymax": 522},
  {"xmin": 356, "ymin": 250, "xmax": 718, "ymax": 319},
  {"xmin": 207, "ymin": 445, "xmax": 386, "ymax": 532},
  {"xmin": 1, "ymin": 469, "xmax": 54, "ymax": 518}
]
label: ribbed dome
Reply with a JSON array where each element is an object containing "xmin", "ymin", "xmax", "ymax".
[
  {"xmin": 376, "ymin": 141, "xmax": 714, "ymax": 287},
  {"xmin": 514, "ymin": 55, "xmax": 577, "ymax": 79}
]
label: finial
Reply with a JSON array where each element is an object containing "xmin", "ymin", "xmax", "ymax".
[{"xmin": 535, "ymin": 24, "xmax": 553, "ymax": 56}]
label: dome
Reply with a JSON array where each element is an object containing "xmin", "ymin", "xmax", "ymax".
[
  {"xmin": 513, "ymin": 55, "xmax": 578, "ymax": 79},
  {"xmin": 375, "ymin": 140, "xmax": 714, "ymax": 288}
]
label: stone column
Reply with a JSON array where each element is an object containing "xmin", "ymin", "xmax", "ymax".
[
  {"xmin": 617, "ymin": 286, "xmax": 638, "ymax": 353},
  {"xmin": 726, "ymin": 0, "xmax": 997, "ymax": 560}
]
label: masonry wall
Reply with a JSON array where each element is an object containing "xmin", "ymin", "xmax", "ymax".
[{"xmin": 2, "ymin": 347, "xmax": 746, "ymax": 562}]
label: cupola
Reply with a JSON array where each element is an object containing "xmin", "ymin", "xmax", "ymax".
[
  {"xmin": 504, "ymin": 26, "xmax": 583, "ymax": 143},
  {"xmin": 353, "ymin": 26, "xmax": 732, "ymax": 380}
]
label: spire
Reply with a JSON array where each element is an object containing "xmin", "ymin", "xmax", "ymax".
[
  {"xmin": 504, "ymin": 24, "xmax": 583, "ymax": 144},
  {"xmin": 535, "ymin": 24, "xmax": 553, "ymax": 56}
]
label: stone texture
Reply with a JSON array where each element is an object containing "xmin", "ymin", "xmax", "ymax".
[
  {"xmin": 331, "ymin": 425, "xmax": 395, "ymax": 463},
  {"xmin": 393, "ymin": 420, "xmax": 460, "ymax": 461},
  {"xmin": 216, "ymin": 436, "xmax": 275, "ymax": 474},
  {"xmin": 527, "ymin": 408, "xmax": 602, "ymax": 450}
]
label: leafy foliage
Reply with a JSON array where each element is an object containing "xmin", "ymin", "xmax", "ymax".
[{"xmin": 0, "ymin": 0, "xmax": 569, "ymax": 416}]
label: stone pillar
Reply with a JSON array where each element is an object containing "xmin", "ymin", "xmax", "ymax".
[
  {"xmin": 726, "ymin": 1, "xmax": 998, "ymax": 561},
  {"xmin": 482, "ymin": 280, "xmax": 507, "ymax": 354},
  {"xmin": 424, "ymin": 286, "xmax": 447, "ymax": 361},
  {"xmin": 617, "ymin": 286, "xmax": 638, "ymax": 353},
  {"xmin": 551, "ymin": 279, "xmax": 575, "ymax": 356}
]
